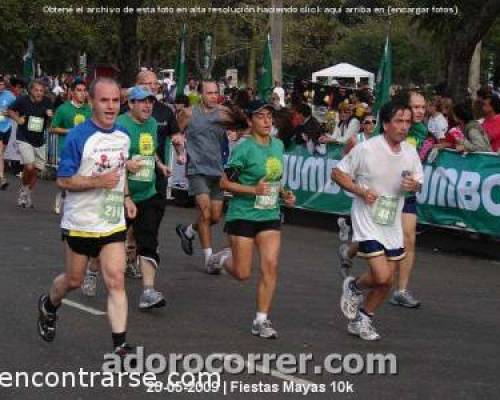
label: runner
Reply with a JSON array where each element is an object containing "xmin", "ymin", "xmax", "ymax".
[
  {"xmin": 8, "ymin": 79, "xmax": 53, "ymax": 208},
  {"xmin": 37, "ymin": 77, "xmax": 137, "ymax": 356},
  {"xmin": 337, "ymin": 113, "xmax": 377, "ymax": 277},
  {"xmin": 208, "ymin": 100, "xmax": 295, "ymax": 339},
  {"xmin": 50, "ymin": 79, "xmax": 91, "ymax": 214},
  {"xmin": 175, "ymin": 80, "xmax": 245, "ymax": 271},
  {"xmin": 333, "ymin": 100, "xmax": 423, "ymax": 340},
  {"xmin": 117, "ymin": 85, "xmax": 169, "ymax": 310},
  {"xmin": 0, "ymin": 75, "xmax": 16, "ymax": 189},
  {"xmin": 391, "ymin": 90, "xmax": 428, "ymax": 308}
]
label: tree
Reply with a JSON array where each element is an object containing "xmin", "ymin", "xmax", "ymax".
[{"xmin": 412, "ymin": 0, "xmax": 500, "ymax": 102}]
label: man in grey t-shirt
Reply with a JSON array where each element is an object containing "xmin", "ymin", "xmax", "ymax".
[{"xmin": 175, "ymin": 80, "xmax": 241, "ymax": 272}]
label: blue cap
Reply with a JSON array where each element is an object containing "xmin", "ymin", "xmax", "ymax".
[{"xmin": 128, "ymin": 85, "xmax": 155, "ymax": 101}]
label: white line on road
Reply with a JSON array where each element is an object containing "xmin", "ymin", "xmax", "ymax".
[{"xmin": 62, "ymin": 299, "xmax": 106, "ymax": 316}]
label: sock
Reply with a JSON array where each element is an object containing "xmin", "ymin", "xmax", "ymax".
[
  {"xmin": 359, "ymin": 308, "xmax": 374, "ymax": 319},
  {"xmin": 203, "ymin": 248, "xmax": 213, "ymax": 264},
  {"xmin": 185, "ymin": 224, "xmax": 195, "ymax": 239},
  {"xmin": 112, "ymin": 331, "xmax": 127, "ymax": 348},
  {"xmin": 349, "ymin": 278, "xmax": 362, "ymax": 294},
  {"xmin": 45, "ymin": 295, "xmax": 60, "ymax": 314},
  {"xmin": 255, "ymin": 312, "xmax": 268, "ymax": 324}
]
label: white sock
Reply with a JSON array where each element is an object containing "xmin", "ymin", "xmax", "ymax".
[
  {"xmin": 203, "ymin": 248, "xmax": 213, "ymax": 264},
  {"xmin": 255, "ymin": 312, "xmax": 268, "ymax": 324},
  {"xmin": 185, "ymin": 224, "xmax": 195, "ymax": 239}
]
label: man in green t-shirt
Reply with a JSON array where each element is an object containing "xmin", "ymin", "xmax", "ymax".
[
  {"xmin": 208, "ymin": 100, "xmax": 296, "ymax": 339},
  {"xmin": 117, "ymin": 86, "xmax": 170, "ymax": 310},
  {"xmin": 50, "ymin": 79, "xmax": 91, "ymax": 215}
]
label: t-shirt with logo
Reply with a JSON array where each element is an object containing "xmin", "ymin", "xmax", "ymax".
[
  {"xmin": 8, "ymin": 95, "xmax": 53, "ymax": 147},
  {"xmin": 57, "ymin": 119, "xmax": 130, "ymax": 237},
  {"xmin": 225, "ymin": 136, "xmax": 285, "ymax": 222},
  {"xmin": 51, "ymin": 101, "xmax": 92, "ymax": 156},
  {"xmin": 336, "ymin": 135, "xmax": 424, "ymax": 250},
  {"xmin": 117, "ymin": 113, "xmax": 158, "ymax": 203},
  {"xmin": 0, "ymin": 90, "xmax": 16, "ymax": 133}
]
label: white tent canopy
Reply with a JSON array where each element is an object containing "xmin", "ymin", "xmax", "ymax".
[{"xmin": 312, "ymin": 63, "xmax": 375, "ymax": 88}]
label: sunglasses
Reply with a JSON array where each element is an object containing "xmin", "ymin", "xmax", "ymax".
[{"xmin": 363, "ymin": 119, "xmax": 376, "ymax": 124}]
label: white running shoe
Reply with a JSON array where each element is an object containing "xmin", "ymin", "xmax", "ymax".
[
  {"xmin": 54, "ymin": 192, "xmax": 64, "ymax": 215},
  {"xmin": 340, "ymin": 276, "xmax": 363, "ymax": 320},
  {"xmin": 347, "ymin": 314, "xmax": 381, "ymax": 341},
  {"xmin": 251, "ymin": 319, "xmax": 278, "ymax": 339},
  {"xmin": 338, "ymin": 217, "xmax": 351, "ymax": 242},
  {"xmin": 81, "ymin": 272, "xmax": 97, "ymax": 297},
  {"xmin": 206, "ymin": 248, "xmax": 231, "ymax": 275}
]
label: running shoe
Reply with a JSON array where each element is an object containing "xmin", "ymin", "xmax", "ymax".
[
  {"xmin": 251, "ymin": 319, "xmax": 278, "ymax": 339},
  {"xmin": 126, "ymin": 259, "xmax": 142, "ymax": 279},
  {"xmin": 17, "ymin": 187, "xmax": 27, "ymax": 207},
  {"xmin": 206, "ymin": 248, "xmax": 231, "ymax": 275},
  {"xmin": 139, "ymin": 288, "xmax": 166, "ymax": 310},
  {"xmin": 0, "ymin": 177, "xmax": 8, "ymax": 190},
  {"xmin": 176, "ymin": 224, "xmax": 194, "ymax": 255},
  {"xmin": 390, "ymin": 290, "xmax": 421, "ymax": 308},
  {"xmin": 340, "ymin": 276, "xmax": 363, "ymax": 320},
  {"xmin": 347, "ymin": 313, "xmax": 381, "ymax": 341},
  {"xmin": 337, "ymin": 217, "xmax": 351, "ymax": 242},
  {"xmin": 113, "ymin": 343, "xmax": 138, "ymax": 370},
  {"xmin": 81, "ymin": 272, "xmax": 97, "ymax": 297},
  {"xmin": 25, "ymin": 190, "xmax": 33, "ymax": 208},
  {"xmin": 54, "ymin": 192, "xmax": 63, "ymax": 215},
  {"xmin": 37, "ymin": 295, "xmax": 57, "ymax": 342},
  {"xmin": 338, "ymin": 243, "xmax": 353, "ymax": 278}
]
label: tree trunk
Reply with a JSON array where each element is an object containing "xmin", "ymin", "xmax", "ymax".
[
  {"xmin": 446, "ymin": 0, "xmax": 500, "ymax": 103},
  {"xmin": 271, "ymin": 0, "xmax": 282, "ymax": 85},
  {"xmin": 117, "ymin": 0, "xmax": 141, "ymax": 86},
  {"xmin": 247, "ymin": 18, "xmax": 257, "ymax": 89},
  {"xmin": 468, "ymin": 41, "xmax": 481, "ymax": 101}
]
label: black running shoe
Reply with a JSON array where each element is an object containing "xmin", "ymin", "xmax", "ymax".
[
  {"xmin": 176, "ymin": 224, "xmax": 194, "ymax": 255},
  {"xmin": 38, "ymin": 295, "xmax": 57, "ymax": 342},
  {"xmin": 113, "ymin": 343, "xmax": 138, "ymax": 370}
]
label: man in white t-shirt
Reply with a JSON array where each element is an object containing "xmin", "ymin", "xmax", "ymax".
[{"xmin": 332, "ymin": 100, "xmax": 423, "ymax": 341}]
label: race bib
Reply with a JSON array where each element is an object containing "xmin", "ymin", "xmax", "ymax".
[
  {"xmin": 254, "ymin": 181, "xmax": 280, "ymax": 210},
  {"xmin": 28, "ymin": 116, "xmax": 44, "ymax": 133},
  {"xmin": 372, "ymin": 195, "xmax": 399, "ymax": 226},
  {"xmin": 100, "ymin": 190, "xmax": 123, "ymax": 225},
  {"xmin": 129, "ymin": 156, "xmax": 155, "ymax": 182}
]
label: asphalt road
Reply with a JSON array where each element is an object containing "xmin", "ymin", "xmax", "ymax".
[{"xmin": 0, "ymin": 177, "xmax": 498, "ymax": 400}]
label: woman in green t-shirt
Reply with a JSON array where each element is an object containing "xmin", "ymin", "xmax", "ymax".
[{"xmin": 208, "ymin": 100, "xmax": 295, "ymax": 339}]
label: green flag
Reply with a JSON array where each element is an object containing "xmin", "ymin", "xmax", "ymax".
[
  {"xmin": 257, "ymin": 35, "xmax": 273, "ymax": 102},
  {"xmin": 175, "ymin": 24, "xmax": 188, "ymax": 97},
  {"xmin": 22, "ymin": 39, "xmax": 35, "ymax": 82},
  {"xmin": 373, "ymin": 36, "xmax": 392, "ymax": 133}
]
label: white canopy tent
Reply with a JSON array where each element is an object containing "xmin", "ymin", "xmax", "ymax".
[{"xmin": 311, "ymin": 63, "xmax": 375, "ymax": 89}]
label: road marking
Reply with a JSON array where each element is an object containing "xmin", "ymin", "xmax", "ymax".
[
  {"xmin": 62, "ymin": 299, "xmax": 106, "ymax": 316},
  {"xmin": 222, "ymin": 354, "xmax": 317, "ymax": 386}
]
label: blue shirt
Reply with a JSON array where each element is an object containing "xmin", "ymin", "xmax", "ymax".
[{"xmin": 0, "ymin": 90, "xmax": 16, "ymax": 133}]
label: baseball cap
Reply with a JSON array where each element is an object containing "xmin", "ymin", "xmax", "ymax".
[
  {"xmin": 245, "ymin": 99, "xmax": 273, "ymax": 116},
  {"xmin": 128, "ymin": 85, "xmax": 155, "ymax": 101}
]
